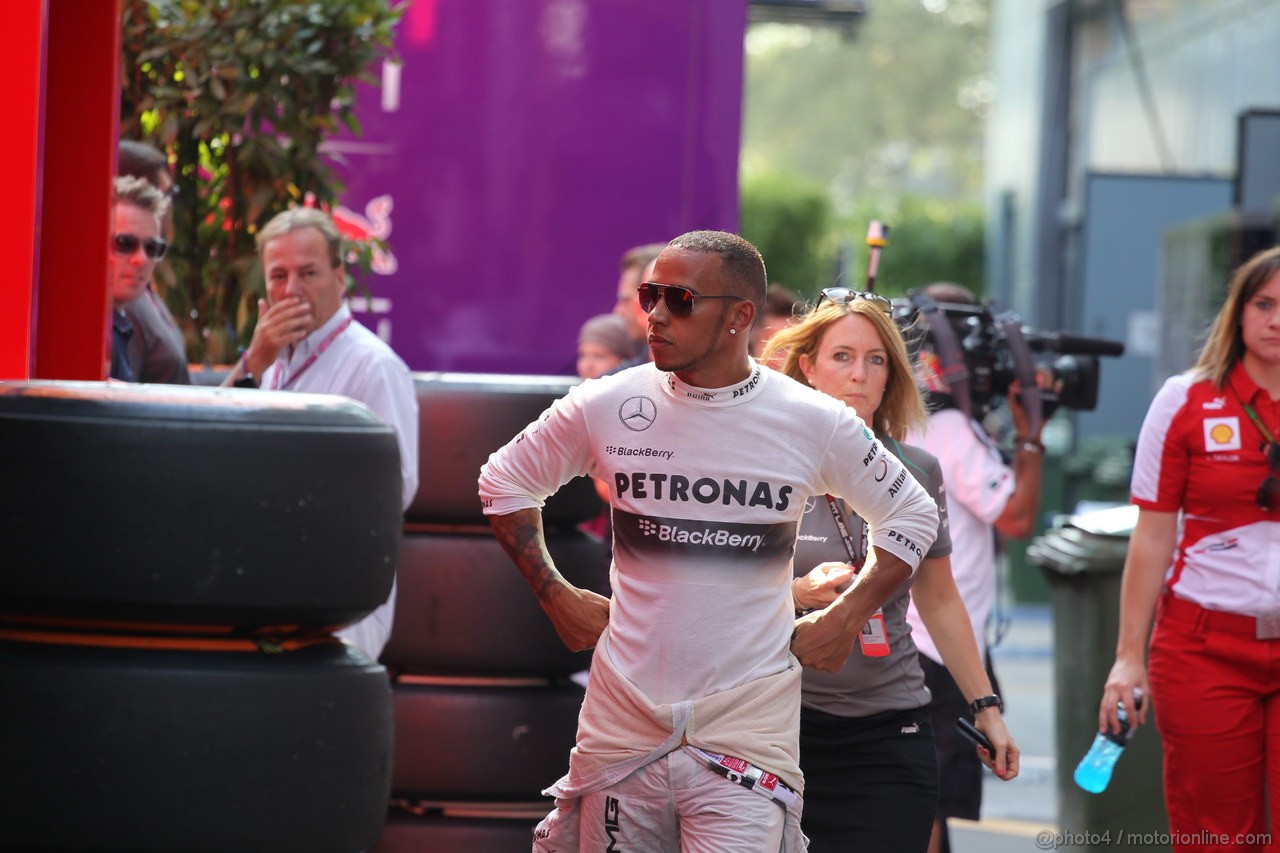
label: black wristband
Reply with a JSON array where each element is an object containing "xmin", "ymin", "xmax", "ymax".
[
  {"xmin": 969, "ymin": 694, "xmax": 1003, "ymax": 715},
  {"xmin": 234, "ymin": 352, "xmax": 258, "ymax": 388}
]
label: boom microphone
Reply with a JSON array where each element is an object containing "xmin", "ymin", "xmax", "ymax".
[
  {"xmin": 864, "ymin": 220, "xmax": 889, "ymax": 293},
  {"xmin": 1028, "ymin": 330, "xmax": 1125, "ymax": 357}
]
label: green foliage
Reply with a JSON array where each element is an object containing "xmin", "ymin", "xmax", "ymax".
[
  {"xmin": 120, "ymin": 0, "xmax": 403, "ymax": 363},
  {"xmin": 741, "ymin": 172, "xmax": 986, "ymax": 300},
  {"xmin": 743, "ymin": 1, "xmax": 991, "ymax": 208},
  {"xmin": 741, "ymin": 3, "xmax": 990, "ymax": 300},
  {"xmin": 841, "ymin": 195, "xmax": 987, "ymax": 296},
  {"xmin": 739, "ymin": 172, "xmax": 838, "ymax": 294}
]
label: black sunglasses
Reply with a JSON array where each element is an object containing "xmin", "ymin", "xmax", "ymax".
[
  {"xmin": 818, "ymin": 287, "xmax": 892, "ymax": 312},
  {"xmin": 114, "ymin": 233, "xmax": 169, "ymax": 260},
  {"xmin": 1258, "ymin": 441, "xmax": 1280, "ymax": 511},
  {"xmin": 638, "ymin": 282, "xmax": 747, "ymax": 319}
]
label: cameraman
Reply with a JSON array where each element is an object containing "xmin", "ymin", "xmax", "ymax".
[{"xmin": 903, "ymin": 282, "xmax": 1046, "ymax": 853}]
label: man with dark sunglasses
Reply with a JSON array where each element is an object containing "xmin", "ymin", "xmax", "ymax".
[
  {"xmin": 481, "ymin": 230, "xmax": 939, "ymax": 852},
  {"xmin": 116, "ymin": 140, "xmax": 191, "ymax": 384},
  {"xmin": 107, "ymin": 176, "xmax": 169, "ymax": 382}
]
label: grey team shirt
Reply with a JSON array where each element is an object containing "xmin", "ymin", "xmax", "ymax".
[
  {"xmin": 794, "ymin": 435, "xmax": 952, "ymax": 719},
  {"xmin": 479, "ymin": 363, "xmax": 938, "ymax": 707}
]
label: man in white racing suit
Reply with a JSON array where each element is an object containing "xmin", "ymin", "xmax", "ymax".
[{"xmin": 479, "ymin": 231, "xmax": 938, "ymax": 852}]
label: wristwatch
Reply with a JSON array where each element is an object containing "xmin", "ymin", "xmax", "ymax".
[
  {"xmin": 969, "ymin": 694, "xmax": 1003, "ymax": 715},
  {"xmin": 1014, "ymin": 436, "xmax": 1045, "ymax": 454},
  {"xmin": 234, "ymin": 352, "xmax": 258, "ymax": 389}
]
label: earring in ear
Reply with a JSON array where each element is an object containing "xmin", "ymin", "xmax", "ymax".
[{"xmin": 729, "ymin": 328, "xmax": 737, "ymax": 335}]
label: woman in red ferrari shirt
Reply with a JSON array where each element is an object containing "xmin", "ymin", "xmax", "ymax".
[{"xmin": 1099, "ymin": 245, "xmax": 1280, "ymax": 852}]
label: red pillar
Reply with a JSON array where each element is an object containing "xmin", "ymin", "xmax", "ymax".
[
  {"xmin": 0, "ymin": 0, "xmax": 47, "ymax": 381},
  {"xmin": 0, "ymin": 0, "xmax": 121, "ymax": 382},
  {"xmin": 34, "ymin": 0, "xmax": 123, "ymax": 380}
]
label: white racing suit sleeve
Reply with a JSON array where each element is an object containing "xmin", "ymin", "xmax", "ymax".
[
  {"xmin": 478, "ymin": 383, "xmax": 594, "ymax": 515},
  {"xmin": 820, "ymin": 407, "xmax": 938, "ymax": 569}
]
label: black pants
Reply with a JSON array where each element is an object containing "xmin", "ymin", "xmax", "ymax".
[{"xmin": 799, "ymin": 705, "xmax": 938, "ymax": 853}]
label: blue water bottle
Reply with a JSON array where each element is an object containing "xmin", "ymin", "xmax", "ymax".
[{"xmin": 1074, "ymin": 689, "xmax": 1141, "ymax": 794}]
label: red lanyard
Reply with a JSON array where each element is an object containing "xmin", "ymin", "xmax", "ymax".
[{"xmin": 271, "ymin": 317, "xmax": 352, "ymax": 391}]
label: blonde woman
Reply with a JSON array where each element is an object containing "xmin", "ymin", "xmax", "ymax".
[{"xmin": 764, "ymin": 289, "xmax": 1019, "ymax": 852}]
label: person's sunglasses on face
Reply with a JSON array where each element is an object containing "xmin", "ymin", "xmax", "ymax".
[
  {"xmin": 113, "ymin": 233, "xmax": 169, "ymax": 260},
  {"xmin": 637, "ymin": 282, "xmax": 746, "ymax": 318}
]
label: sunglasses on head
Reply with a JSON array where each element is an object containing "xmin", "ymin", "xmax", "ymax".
[
  {"xmin": 817, "ymin": 287, "xmax": 892, "ymax": 312},
  {"xmin": 637, "ymin": 282, "xmax": 747, "ymax": 318},
  {"xmin": 114, "ymin": 234, "xmax": 169, "ymax": 260},
  {"xmin": 1258, "ymin": 441, "xmax": 1280, "ymax": 512}
]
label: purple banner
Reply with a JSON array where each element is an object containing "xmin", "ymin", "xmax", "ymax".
[{"xmin": 325, "ymin": 0, "xmax": 747, "ymax": 374}]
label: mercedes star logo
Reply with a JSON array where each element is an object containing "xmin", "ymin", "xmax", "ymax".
[{"xmin": 619, "ymin": 396, "xmax": 657, "ymax": 431}]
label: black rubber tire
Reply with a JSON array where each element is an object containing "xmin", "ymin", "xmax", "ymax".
[
  {"xmin": 0, "ymin": 381, "xmax": 403, "ymax": 630},
  {"xmin": 374, "ymin": 811, "xmax": 539, "ymax": 852},
  {"xmin": 380, "ymin": 531, "xmax": 607, "ymax": 675},
  {"xmin": 0, "ymin": 637, "xmax": 392, "ymax": 852},
  {"xmin": 406, "ymin": 373, "xmax": 603, "ymax": 527},
  {"xmin": 391, "ymin": 680, "xmax": 583, "ymax": 801}
]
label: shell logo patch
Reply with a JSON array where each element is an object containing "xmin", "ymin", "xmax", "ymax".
[{"xmin": 1203, "ymin": 416, "xmax": 1241, "ymax": 452}]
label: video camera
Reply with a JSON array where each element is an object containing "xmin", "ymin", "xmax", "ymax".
[
  {"xmin": 850, "ymin": 221, "xmax": 1124, "ymax": 425},
  {"xmin": 891, "ymin": 291, "xmax": 1126, "ymax": 423}
]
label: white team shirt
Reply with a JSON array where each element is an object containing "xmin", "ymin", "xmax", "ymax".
[{"xmin": 480, "ymin": 363, "xmax": 938, "ymax": 706}]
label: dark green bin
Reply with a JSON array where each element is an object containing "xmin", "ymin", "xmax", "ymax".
[{"xmin": 1028, "ymin": 505, "xmax": 1170, "ymax": 852}]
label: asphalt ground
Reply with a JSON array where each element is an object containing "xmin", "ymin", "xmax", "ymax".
[{"xmin": 952, "ymin": 604, "xmax": 1061, "ymax": 853}]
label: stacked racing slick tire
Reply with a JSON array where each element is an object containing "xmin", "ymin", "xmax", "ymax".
[
  {"xmin": 0, "ymin": 382, "xmax": 402, "ymax": 632},
  {"xmin": 375, "ymin": 374, "xmax": 607, "ymax": 851},
  {"xmin": 402, "ymin": 373, "xmax": 603, "ymax": 528},
  {"xmin": 381, "ymin": 532, "xmax": 604, "ymax": 677},
  {"xmin": 0, "ymin": 381, "xmax": 402, "ymax": 852},
  {"xmin": 0, "ymin": 637, "xmax": 391, "ymax": 852}
]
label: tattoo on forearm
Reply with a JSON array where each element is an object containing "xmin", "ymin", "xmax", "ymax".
[{"xmin": 490, "ymin": 511, "xmax": 561, "ymax": 600}]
